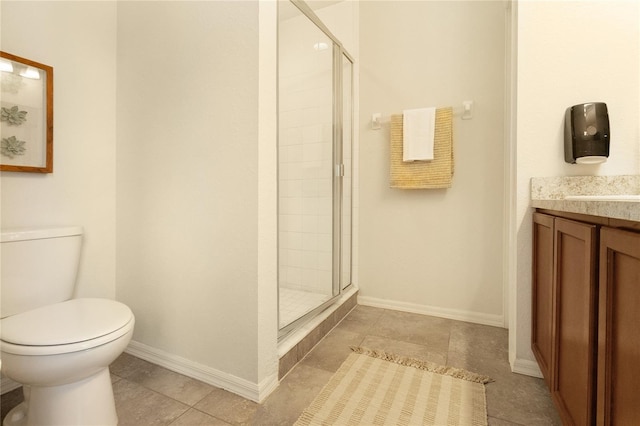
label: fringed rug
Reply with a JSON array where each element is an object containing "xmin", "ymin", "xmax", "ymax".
[{"xmin": 295, "ymin": 347, "xmax": 492, "ymax": 426}]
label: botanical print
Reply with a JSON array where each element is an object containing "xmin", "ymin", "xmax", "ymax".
[
  {"xmin": 0, "ymin": 104, "xmax": 29, "ymax": 158},
  {"xmin": 1, "ymin": 135, "xmax": 26, "ymax": 158},
  {"xmin": 1, "ymin": 105, "xmax": 28, "ymax": 125},
  {"xmin": 0, "ymin": 101, "xmax": 39, "ymax": 163},
  {"xmin": 0, "ymin": 52, "xmax": 52, "ymax": 172}
]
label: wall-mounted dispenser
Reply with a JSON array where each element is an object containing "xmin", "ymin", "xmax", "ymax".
[{"xmin": 564, "ymin": 102, "xmax": 610, "ymax": 164}]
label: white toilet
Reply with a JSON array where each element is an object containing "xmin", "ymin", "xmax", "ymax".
[{"xmin": 0, "ymin": 227, "xmax": 135, "ymax": 426}]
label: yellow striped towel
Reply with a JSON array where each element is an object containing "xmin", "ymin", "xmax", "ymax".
[{"xmin": 390, "ymin": 107, "xmax": 454, "ymax": 189}]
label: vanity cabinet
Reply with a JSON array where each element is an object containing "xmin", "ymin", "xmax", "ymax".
[
  {"xmin": 532, "ymin": 210, "xmax": 640, "ymax": 425},
  {"xmin": 553, "ymin": 217, "xmax": 599, "ymax": 425},
  {"xmin": 531, "ymin": 213, "xmax": 554, "ymax": 386},
  {"xmin": 597, "ymin": 227, "xmax": 640, "ymax": 425},
  {"xmin": 532, "ymin": 213, "xmax": 598, "ymax": 425}
]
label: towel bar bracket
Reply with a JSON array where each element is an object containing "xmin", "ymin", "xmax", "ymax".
[
  {"xmin": 371, "ymin": 113, "xmax": 382, "ymax": 130},
  {"xmin": 462, "ymin": 100, "xmax": 473, "ymax": 120}
]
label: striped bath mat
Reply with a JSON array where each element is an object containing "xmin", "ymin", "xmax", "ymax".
[{"xmin": 295, "ymin": 347, "xmax": 492, "ymax": 426}]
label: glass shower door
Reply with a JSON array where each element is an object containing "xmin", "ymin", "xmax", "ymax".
[
  {"xmin": 341, "ymin": 54, "xmax": 353, "ymax": 291},
  {"xmin": 278, "ymin": 0, "xmax": 336, "ymax": 330}
]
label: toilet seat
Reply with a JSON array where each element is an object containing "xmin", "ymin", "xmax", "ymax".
[{"xmin": 0, "ymin": 298, "xmax": 134, "ymax": 356}]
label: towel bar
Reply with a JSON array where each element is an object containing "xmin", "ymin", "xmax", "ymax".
[{"xmin": 371, "ymin": 101, "xmax": 473, "ymax": 129}]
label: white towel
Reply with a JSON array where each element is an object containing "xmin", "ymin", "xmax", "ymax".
[{"xmin": 402, "ymin": 107, "xmax": 436, "ymax": 162}]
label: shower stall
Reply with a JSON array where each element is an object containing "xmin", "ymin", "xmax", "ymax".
[{"xmin": 278, "ymin": 0, "xmax": 354, "ymax": 336}]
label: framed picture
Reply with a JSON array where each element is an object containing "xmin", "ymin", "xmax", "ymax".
[{"xmin": 0, "ymin": 52, "xmax": 53, "ymax": 173}]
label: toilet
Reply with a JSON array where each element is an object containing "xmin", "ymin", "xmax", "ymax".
[{"xmin": 0, "ymin": 227, "xmax": 135, "ymax": 426}]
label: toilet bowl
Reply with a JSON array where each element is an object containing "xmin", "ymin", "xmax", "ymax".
[
  {"xmin": 0, "ymin": 227, "xmax": 135, "ymax": 426},
  {"xmin": 1, "ymin": 299, "xmax": 135, "ymax": 426}
]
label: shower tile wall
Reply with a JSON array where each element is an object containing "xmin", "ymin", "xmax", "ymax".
[{"xmin": 279, "ymin": 14, "xmax": 334, "ymax": 306}]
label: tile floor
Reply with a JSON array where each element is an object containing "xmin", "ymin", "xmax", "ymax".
[{"xmin": 1, "ymin": 305, "xmax": 560, "ymax": 425}]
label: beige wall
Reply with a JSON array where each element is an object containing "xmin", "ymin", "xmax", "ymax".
[
  {"xmin": 358, "ymin": 1, "xmax": 507, "ymax": 325},
  {"xmin": 116, "ymin": 0, "xmax": 276, "ymax": 393},
  {"xmin": 1, "ymin": 0, "xmax": 349, "ymax": 402},
  {"xmin": 514, "ymin": 0, "xmax": 640, "ymax": 371},
  {"xmin": 0, "ymin": 1, "xmax": 117, "ymax": 300}
]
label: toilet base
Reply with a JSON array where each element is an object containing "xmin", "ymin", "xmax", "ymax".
[
  {"xmin": 3, "ymin": 368, "xmax": 117, "ymax": 426},
  {"xmin": 3, "ymin": 403, "xmax": 26, "ymax": 426}
]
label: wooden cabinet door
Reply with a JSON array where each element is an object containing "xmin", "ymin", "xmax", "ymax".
[
  {"xmin": 597, "ymin": 227, "xmax": 640, "ymax": 426},
  {"xmin": 532, "ymin": 212, "xmax": 555, "ymax": 386},
  {"xmin": 552, "ymin": 218, "xmax": 598, "ymax": 426}
]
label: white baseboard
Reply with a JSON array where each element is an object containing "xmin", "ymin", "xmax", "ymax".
[
  {"xmin": 125, "ymin": 341, "xmax": 278, "ymax": 403},
  {"xmin": 2, "ymin": 344, "xmax": 279, "ymax": 402},
  {"xmin": 358, "ymin": 296, "xmax": 505, "ymax": 328},
  {"xmin": 1, "ymin": 375, "xmax": 21, "ymax": 395},
  {"xmin": 511, "ymin": 357, "xmax": 543, "ymax": 378}
]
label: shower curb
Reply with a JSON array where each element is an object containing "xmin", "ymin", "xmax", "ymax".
[{"xmin": 278, "ymin": 291, "xmax": 358, "ymax": 379}]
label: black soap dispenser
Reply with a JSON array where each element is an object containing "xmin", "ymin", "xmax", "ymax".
[{"xmin": 564, "ymin": 102, "xmax": 610, "ymax": 164}]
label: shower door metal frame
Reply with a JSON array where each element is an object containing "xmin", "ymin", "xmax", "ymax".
[{"xmin": 277, "ymin": 0, "xmax": 354, "ymax": 338}]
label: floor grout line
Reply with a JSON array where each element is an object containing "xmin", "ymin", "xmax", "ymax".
[{"xmin": 1, "ymin": 305, "xmax": 560, "ymax": 426}]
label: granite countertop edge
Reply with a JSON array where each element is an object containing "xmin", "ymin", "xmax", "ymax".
[
  {"xmin": 530, "ymin": 198, "xmax": 640, "ymax": 222},
  {"xmin": 530, "ymin": 175, "xmax": 640, "ymax": 223}
]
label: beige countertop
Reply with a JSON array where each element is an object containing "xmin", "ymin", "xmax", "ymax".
[{"xmin": 530, "ymin": 175, "xmax": 640, "ymax": 222}]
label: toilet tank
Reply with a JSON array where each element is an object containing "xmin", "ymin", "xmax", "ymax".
[{"xmin": 1, "ymin": 227, "xmax": 83, "ymax": 319}]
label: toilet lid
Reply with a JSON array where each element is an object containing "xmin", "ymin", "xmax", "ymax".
[{"xmin": 0, "ymin": 298, "xmax": 133, "ymax": 346}]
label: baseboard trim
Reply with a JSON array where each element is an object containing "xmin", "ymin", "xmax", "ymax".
[
  {"xmin": 125, "ymin": 341, "xmax": 278, "ymax": 403},
  {"xmin": 511, "ymin": 357, "xmax": 543, "ymax": 378},
  {"xmin": 1, "ymin": 376, "xmax": 21, "ymax": 395},
  {"xmin": 358, "ymin": 296, "xmax": 505, "ymax": 328}
]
